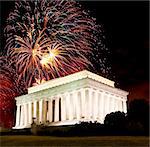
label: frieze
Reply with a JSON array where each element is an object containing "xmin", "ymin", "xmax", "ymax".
[{"xmin": 16, "ymin": 76, "xmax": 128, "ymax": 105}]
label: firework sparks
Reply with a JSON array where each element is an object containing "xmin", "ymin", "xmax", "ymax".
[
  {"xmin": 4, "ymin": 0, "xmax": 99, "ymax": 87},
  {"xmin": 0, "ymin": 57, "xmax": 27, "ymax": 128}
]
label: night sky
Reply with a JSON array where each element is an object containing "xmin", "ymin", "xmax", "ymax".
[
  {"xmin": 80, "ymin": 1, "xmax": 149, "ymax": 101},
  {"xmin": 0, "ymin": 1, "xmax": 149, "ymax": 102}
]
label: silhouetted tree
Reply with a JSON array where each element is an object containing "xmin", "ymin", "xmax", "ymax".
[{"xmin": 104, "ymin": 111, "xmax": 127, "ymax": 134}]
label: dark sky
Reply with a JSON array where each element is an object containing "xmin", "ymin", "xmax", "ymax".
[
  {"xmin": 80, "ymin": 1, "xmax": 149, "ymax": 101},
  {"xmin": 0, "ymin": 1, "xmax": 149, "ymax": 101}
]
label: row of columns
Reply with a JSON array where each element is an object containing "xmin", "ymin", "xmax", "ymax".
[{"xmin": 14, "ymin": 88, "xmax": 127, "ymax": 128}]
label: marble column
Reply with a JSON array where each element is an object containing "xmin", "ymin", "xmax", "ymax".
[
  {"xmin": 43, "ymin": 100, "xmax": 47, "ymax": 123},
  {"xmin": 61, "ymin": 96, "xmax": 66, "ymax": 121},
  {"xmin": 33, "ymin": 101, "xmax": 37, "ymax": 121},
  {"xmin": 28, "ymin": 102, "xmax": 32, "ymax": 124},
  {"xmin": 75, "ymin": 91, "xmax": 80, "ymax": 120},
  {"xmin": 117, "ymin": 99, "xmax": 120, "ymax": 111},
  {"xmin": 92, "ymin": 91, "xmax": 97, "ymax": 120},
  {"xmin": 118, "ymin": 99, "xmax": 122, "ymax": 112},
  {"xmin": 123, "ymin": 100, "xmax": 127, "ymax": 113},
  {"xmin": 20, "ymin": 105, "xmax": 24, "ymax": 127},
  {"xmin": 91, "ymin": 91, "xmax": 95, "ymax": 119},
  {"xmin": 78, "ymin": 91, "xmax": 82, "ymax": 119},
  {"xmin": 15, "ymin": 105, "xmax": 20, "ymax": 127},
  {"xmin": 39, "ymin": 99, "xmax": 43, "ymax": 123},
  {"xmin": 100, "ymin": 92, "xmax": 104, "ymax": 122},
  {"xmin": 69, "ymin": 94, "xmax": 74, "ymax": 120},
  {"xmin": 105, "ymin": 94, "xmax": 109, "ymax": 115},
  {"xmin": 114, "ymin": 98, "xmax": 118, "ymax": 112},
  {"xmin": 47, "ymin": 99, "xmax": 52, "ymax": 122},
  {"xmin": 72, "ymin": 92, "xmax": 76, "ymax": 119},
  {"xmin": 85, "ymin": 89, "xmax": 89, "ymax": 119},
  {"xmin": 65, "ymin": 93, "xmax": 70, "ymax": 120},
  {"xmin": 94, "ymin": 90, "xmax": 99, "ymax": 119},
  {"xmin": 54, "ymin": 98, "xmax": 59, "ymax": 122},
  {"xmin": 88, "ymin": 89, "xmax": 92, "ymax": 119},
  {"xmin": 111, "ymin": 95, "xmax": 115, "ymax": 112},
  {"xmin": 81, "ymin": 89, "xmax": 86, "ymax": 118},
  {"xmin": 98, "ymin": 92, "xmax": 101, "ymax": 119},
  {"xmin": 108, "ymin": 96, "xmax": 112, "ymax": 113},
  {"xmin": 24, "ymin": 103, "xmax": 28, "ymax": 127}
]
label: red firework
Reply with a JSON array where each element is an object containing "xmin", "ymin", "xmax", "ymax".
[{"xmin": 0, "ymin": 57, "xmax": 27, "ymax": 128}]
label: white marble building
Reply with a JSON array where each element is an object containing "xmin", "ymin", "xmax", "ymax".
[{"xmin": 13, "ymin": 70, "xmax": 128, "ymax": 129}]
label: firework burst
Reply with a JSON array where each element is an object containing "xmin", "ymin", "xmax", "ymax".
[{"xmin": 4, "ymin": 0, "xmax": 99, "ymax": 87}]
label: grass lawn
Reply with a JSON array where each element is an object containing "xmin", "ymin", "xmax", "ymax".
[{"xmin": 1, "ymin": 135, "xmax": 149, "ymax": 146}]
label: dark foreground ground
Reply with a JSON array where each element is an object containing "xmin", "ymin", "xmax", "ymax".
[{"xmin": 0, "ymin": 136, "xmax": 149, "ymax": 146}]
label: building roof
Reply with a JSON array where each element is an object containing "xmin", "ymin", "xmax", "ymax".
[{"xmin": 28, "ymin": 70, "xmax": 115, "ymax": 94}]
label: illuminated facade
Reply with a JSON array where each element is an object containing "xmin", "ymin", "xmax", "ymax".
[{"xmin": 13, "ymin": 70, "xmax": 128, "ymax": 129}]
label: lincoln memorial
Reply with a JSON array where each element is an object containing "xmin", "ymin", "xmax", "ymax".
[{"xmin": 13, "ymin": 70, "xmax": 128, "ymax": 129}]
